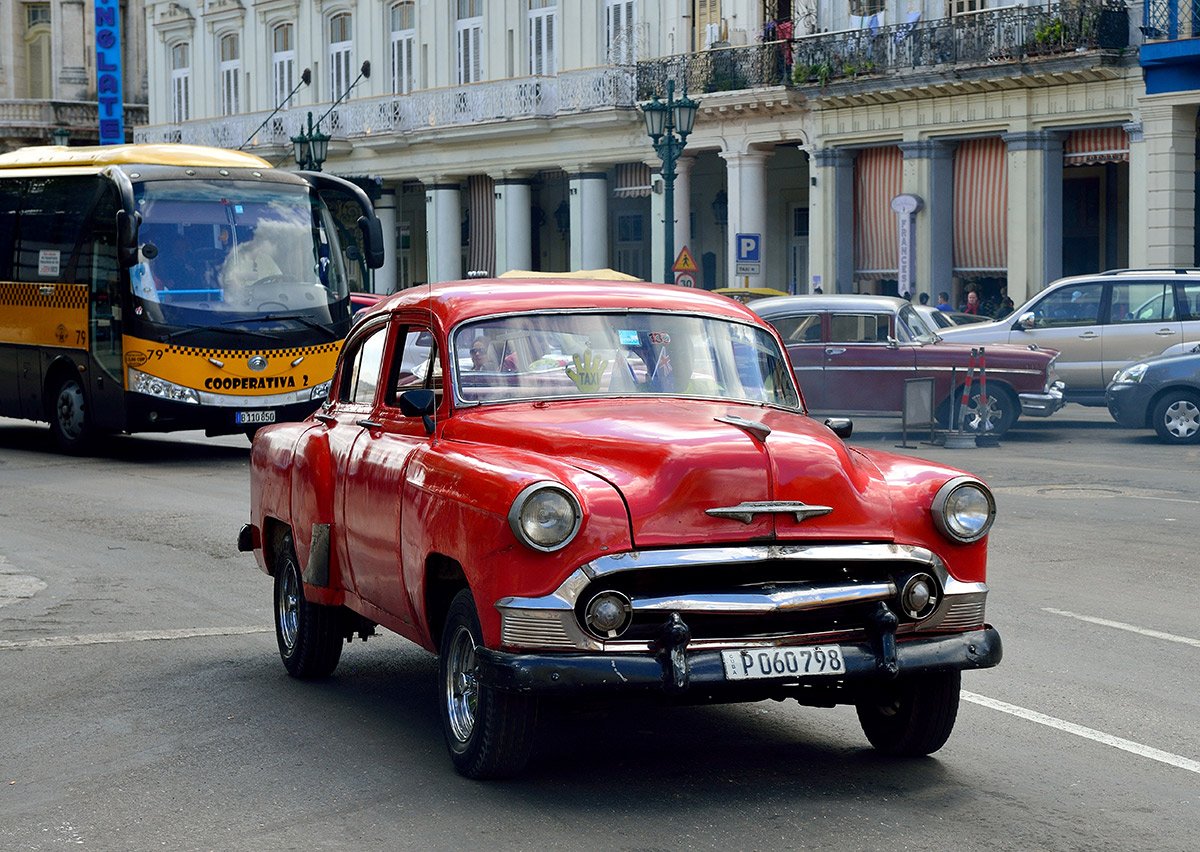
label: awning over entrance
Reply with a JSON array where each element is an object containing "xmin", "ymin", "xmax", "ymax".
[
  {"xmin": 953, "ymin": 137, "xmax": 1007, "ymax": 273},
  {"xmin": 613, "ymin": 163, "xmax": 653, "ymax": 197},
  {"xmin": 1064, "ymin": 127, "xmax": 1129, "ymax": 166},
  {"xmin": 853, "ymin": 145, "xmax": 902, "ymax": 277},
  {"xmin": 467, "ymin": 174, "xmax": 495, "ymax": 275}
]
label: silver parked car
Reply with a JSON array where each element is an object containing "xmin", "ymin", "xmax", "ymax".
[{"xmin": 937, "ymin": 270, "xmax": 1200, "ymax": 406}]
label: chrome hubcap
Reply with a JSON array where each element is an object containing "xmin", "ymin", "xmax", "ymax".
[
  {"xmin": 1164, "ymin": 400, "xmax": 1200, "ymax": 439},
  {"xmin": 444, "ymin": 625, "xmax": 479, "ymax": 744},
  {"xmin": 277, "ymin": 561, "xmax": 300, "ymax": 652}
]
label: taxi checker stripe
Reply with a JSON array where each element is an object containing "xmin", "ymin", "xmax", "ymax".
[
  {"xmin": 164, "ymin": 342, "xmax": 341, "ymax": 358},
  {"xmin": 0, "ymin": 280, "xmax": 88, "ymax": 309}
]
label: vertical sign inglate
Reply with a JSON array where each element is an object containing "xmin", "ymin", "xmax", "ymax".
[{"xmin": 95, "ymin": 0, "xmax": 125, "ymax": 145}]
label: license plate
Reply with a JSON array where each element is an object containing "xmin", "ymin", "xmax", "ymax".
[
  {"xmin": 721, "ymin": 645, "xmax": 845, "ymax": 681},
  {"xmin": 235, "ymin": 410, "xmax": 276, "ymax": 425}
]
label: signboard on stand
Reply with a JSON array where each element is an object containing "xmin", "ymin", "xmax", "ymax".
[
  {"xmin": 735, "ymin": 233, "xmax": 761, "ymax": 276},
  {"xmin": 673, "ymin": 247, "xmax": 697, "ymax": 287}
]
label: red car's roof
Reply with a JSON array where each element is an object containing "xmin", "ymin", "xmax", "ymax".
[{"xmin": 368, "ymin": 278, "xmax": 761, "ymax": 326}]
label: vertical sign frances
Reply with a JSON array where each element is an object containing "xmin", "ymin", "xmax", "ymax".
[{"xmin": 95, "ymin": 0, "xmax": 125, "ymax": 145}]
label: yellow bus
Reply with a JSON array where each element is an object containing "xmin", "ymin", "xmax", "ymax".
[{"xmin": 0, "ymin": 143, "xmax": 383, "ymax": 452}]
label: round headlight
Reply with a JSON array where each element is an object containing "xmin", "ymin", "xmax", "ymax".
[
  {"xmin": 508, "ymin": 482, "xmax": 582, "ymax": 552},
  {"xmin": 931, "ymin": 477, "xmax": 996, "ymax": 543}
]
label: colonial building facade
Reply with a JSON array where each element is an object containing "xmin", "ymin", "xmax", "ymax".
[
  {"xmin": 1, "ymin": 0, "xmax": 148, "ymax": 150},
  {"xmin": 135, "ymin": 0, "xmax": 1194, "ymax": 311}
]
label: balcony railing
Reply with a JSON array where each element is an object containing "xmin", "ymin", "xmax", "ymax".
[
  {"xmin": 136, "ymin": 67, "xmax": 637, "ymax": 149},
  {"xmin": 636, "ymin": 1, "xmax": 1130, "ymax": 97},
  {"xmin": 0, "ymin": 99, "xmax": 149, "ymax": 137},
  {"xmin": 1142, "ymin": 0, "xmax": 1199, "ymax": 40}
]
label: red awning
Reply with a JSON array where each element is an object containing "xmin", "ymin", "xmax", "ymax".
[
  {"xmin": 953, "ymin": 137, "xmax": 1007, "ymax": 273},
  {"xmin": 853, "ymin": 145, "xmax": 902, "ymax": 277},
  {"xmin": 1064, "ymin": 127, "xmax": 1129, "ymax": 166}
]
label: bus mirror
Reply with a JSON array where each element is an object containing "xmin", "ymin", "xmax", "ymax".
[
  {"xmin": 116, "ymin": 210, "xmax": 141, "ymax": 268},
  {"xmin": 358, "ymin": 215, "xmax": 385, "ymax": 269}
]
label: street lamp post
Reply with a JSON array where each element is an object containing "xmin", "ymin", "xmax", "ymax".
[
  {"xmin": 291, "ymin": 111, "xmax": 330, "ymax": 171},
  {"xmin": 641, "ymin": 79, "xmax": 698, "ymax": 285}
]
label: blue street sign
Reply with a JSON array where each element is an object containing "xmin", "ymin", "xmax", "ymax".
[{"xmin": 735, "ymin": 233, "xmax": 761, "ymax": 263}]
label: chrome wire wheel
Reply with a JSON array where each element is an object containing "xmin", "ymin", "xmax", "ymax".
[
  {"xmin": 276, "ymin": 558, "xmax": 301, "ymax": 655},
  {"xmin": 444, "ymin": 623, "xmax": 479, "ymax": 745}
]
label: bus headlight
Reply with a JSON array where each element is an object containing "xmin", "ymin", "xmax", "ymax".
[
  {"xmin": 931, "ymin": 476, "xmax": 995, "ymax": 543},
  {"xmin": 508, "ymin": 482, "xmax": 581, "ymax": 552},
  {"xmin": 128, "ymin": 368, "xmax": 200, "ymax": 404},
  {"xmin": 309, "ymin": 380, "xmax": 331, "ymax": 401}
]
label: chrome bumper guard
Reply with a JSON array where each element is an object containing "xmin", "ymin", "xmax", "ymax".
[
  {"xmin": 495, "ymin": 543, "xmax": 988, "ymax": 653},
  {"xmin": 1019, "ymin": 381, "xmax": 1065, "ymax": 417}
]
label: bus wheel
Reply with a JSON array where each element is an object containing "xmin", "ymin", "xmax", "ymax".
[{"xmin": 49, "ymin": 374, "xmax": 92, "ymax": 454}]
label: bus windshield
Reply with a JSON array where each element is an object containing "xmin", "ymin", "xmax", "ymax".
[{"xmin": 130, "ymin": 179, "xmax": 349, "ymax": 325}]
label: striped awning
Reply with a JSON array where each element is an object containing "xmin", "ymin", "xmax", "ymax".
[
  {"xmin": 613, "ymin": 163, "xmax": 653, "ymax": 197},
  {"xmin": 953, "ymin": 137, "xmax": 1007, "ymax": 273},
  {"xmin": 1064, "ymin": 127, "xmax": 1129, "ymax": 166},
  {"xmin": 853, "ymin": 145, "xmax": 902, "ymax": 277},
  {"xmin": 467, "ymin": 175, "xmax": 495, "ymax": 276}
]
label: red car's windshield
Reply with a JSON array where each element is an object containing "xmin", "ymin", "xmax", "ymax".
[{"xmin": 452, "ymin": 310, "xmax": 800, "ymax": 408}]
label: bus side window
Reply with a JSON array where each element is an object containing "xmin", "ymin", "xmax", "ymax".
[
  {"xmin": 15, "ymin": 176, "xmax": 100, "ymax": 283},
  {"xmin": 0, "ymin": 177, "xmax": 20, "ymax": 280}
]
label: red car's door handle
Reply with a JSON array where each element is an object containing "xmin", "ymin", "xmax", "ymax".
[
  {"xmin": 315, "ymin": 413, "xmax": 336, "ymax": 426},
  {"xmin": 356, "ymin": 418, "xmax": 382, "ymax": 431}
]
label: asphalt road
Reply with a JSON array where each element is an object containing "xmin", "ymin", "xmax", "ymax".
[{"xmin": 0, "ymin": 407, "xmax": 1196, "ymax": 851}]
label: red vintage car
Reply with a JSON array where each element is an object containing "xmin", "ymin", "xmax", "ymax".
[
  {"xmin": 239, "ymin": 278, "xmax": 1002, "ymax": 778},
  {"xmin": 753, "ymin": 295, "xmax": 1064, "ymax": 436}
]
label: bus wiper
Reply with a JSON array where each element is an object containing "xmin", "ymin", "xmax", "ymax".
[
  {"xmin": 163, "ymin": 324, "xmax": 282, "ymax": 343},
  {"xmin": 242, "ymin": 313, "xmax": 340, "ymax": 339}
]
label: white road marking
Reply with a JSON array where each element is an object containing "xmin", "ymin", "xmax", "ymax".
[
  {"xmin": 0, "ymin": 626, "xmax": 270, "ymax": 650},
  {"xmin": 963, "ymin": 691, "xmax": 1200, "ymax": 776},
  {"xmin": 1043, "ymin": 607, "xmax": 1200, "ymax": 648}
]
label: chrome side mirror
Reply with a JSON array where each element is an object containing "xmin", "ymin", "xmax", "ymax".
[{"xmin": 1016, "ymin": 311, "xmax": 1036, "ymax": 330}]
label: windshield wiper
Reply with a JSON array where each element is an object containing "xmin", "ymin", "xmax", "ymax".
[
  {"xmin": 163, "ymin": 324, "xmax": 283, "ymax": 343},
  {"xmin": 239, "ymin": 312, "xmax": 340, "ymax": 340}
]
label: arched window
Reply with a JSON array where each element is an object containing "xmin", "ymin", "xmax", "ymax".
[
  {"xmin": 329, "ymin": 12, "xmax": 353, "ymax": 99},
  {"xmin": 390, "ymin": 2, "xmax": 415, "ymax": 94},
  {"xmin": 24, "ymin": 4, "xmax": 52, "ymax": 99},
  {"xmin": 272, "ymin": 23, "xmax": 296, "ymax": 106},
  {"xmin": 219, "ymin": 33, "xmax": 241, "ymax": 116},
  {"xmin": 171, "ymin": 42, "xmax": 191, "ymax": 123}
]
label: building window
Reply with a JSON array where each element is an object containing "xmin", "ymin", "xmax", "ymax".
[
  {"xmin": 391, "ymin": 2, "xmax": 415, "ymax": 94},
  {"xmin": 947, "ymin": 0, "xmax": 982, "ymax": 15},
  {"xmin": 219, "ymin": 33, "xmax": 241, "ymax": 116},
  {"xmin": 457, "ymin": 0, "xmax": 483, "ymax": 84},
  {"xmin": 850, "ymin": 0, "xmax": 884, "ymax": 15},
  {"xmin": 529, "ymin": 0, "xmax": 557, "ymax": 76},
  {"xmin": 272, "ymin": 23, "xmax": 296, "ymax": 106},
  {"xmin": 606, "ymin": 0, "xmax": 637, "ymax": 65},
  {"xmin": 24, "ymin": 3, "xmax": 52, "ymax": 99},
  {"xmin": 329, "ymin": 12, "xmax": 353, "ymax": 99},
  {"xmin": 171, "ymin": 42, "xmax": 191, "ymax": 124}
]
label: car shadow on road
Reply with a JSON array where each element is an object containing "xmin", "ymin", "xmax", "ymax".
[{"xmin": 0, "ymin": 420, "xmax": 249, "ymax": 463}]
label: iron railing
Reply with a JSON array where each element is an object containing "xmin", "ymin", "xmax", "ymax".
[
  {"xmin": 1142, "ymin": 0, "xmax": 1200, "ymax": 40},
  {"xmin": 636, "ymin": 1, "xmax": 1130, "ymax": 97},
  {"xmin": 136, "ymin": 67, "xmax": 636, "ymax": 148}
]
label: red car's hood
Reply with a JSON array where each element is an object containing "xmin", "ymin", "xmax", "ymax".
[{"xmin": 446, "ymin": 399, "xmax": 896, "ymax": 547}]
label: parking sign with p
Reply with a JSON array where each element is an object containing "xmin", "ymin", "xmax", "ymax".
[{"xmin": 735, "ymin": 233, "xmax": 761, "ymax": 275}]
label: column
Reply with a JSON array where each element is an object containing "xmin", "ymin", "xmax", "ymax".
[
  {"xmin": 493, "ymin": 177, "xmax": 532, "ymax": 274},
  {"xmin": 1125, "ymin": 121, "xmax": 1148, "ymax": 268},
  {"xmin": 808, "ymin": 147, "xmax": 854, "ymax": 293},
  {"xmin": 568, "ymin": 171, "xmax": 609, "ymax": 271},
  {"xmin": 373, "ymin": 188, "xmax": 397, "ymax": 294},
  {"xmin": 424, "ymin": 180, "xmax": 462, "ymax": 284},
  {"xmin": 899, "ymin": 140, "xmax": 955, "ymax": 303},
  {"xmin": 719, "ymin": 150, "xmax": 769, "ymax": 288},
  {"xmin": 1140, "ymin": 100, "xmax": 1198, "ymax": 267},
  {"xmin": 1003, "ymin": 130, "xmax": 1063, "ymax": 306},
  {"xmin": 646, "ymin": 156, "xmax": 695, "ymax": 283}
]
